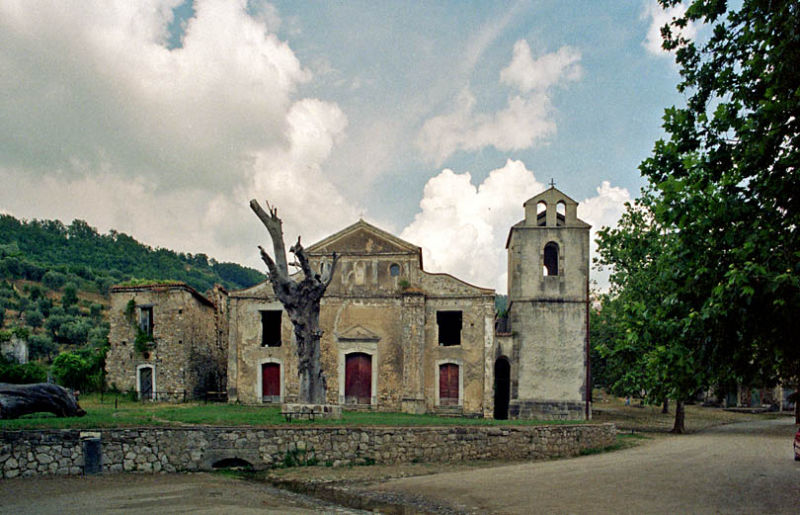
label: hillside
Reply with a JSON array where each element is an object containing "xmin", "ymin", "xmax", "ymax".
[
  {"xmin": 0, "ymin": 214, "xmax": 265, "ymax": 388},
  {"xmin": 0, "ymin": 215, "xmax": 265, "ymax": 294}
]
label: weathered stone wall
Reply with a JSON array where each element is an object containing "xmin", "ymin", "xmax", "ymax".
[
  {"xmin": 106, "ymin": 285, "xmax": 223, "ymax": 399},
  {"xmin": 228, "ymin": 220, "xmax": 496, "ymax": 416},
  {"xmin": 506, "ymin": 188, "xmax": 590, "ymax": 420},
  {"xmin": 1, "ymin": 423, "xmax": 615, "ymax": 478}
]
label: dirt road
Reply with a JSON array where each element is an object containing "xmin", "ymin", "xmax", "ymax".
[
  {"xmin": 366, "ymin": 417, "xmax": 800, "ymax": 514},
  {"xmin": 0, "ymin": 472, "xmax": 365, "ymax": 514}
]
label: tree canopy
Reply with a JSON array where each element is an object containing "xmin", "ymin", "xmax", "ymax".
[{"xmin": 595, "ymin": 0, "xmax": 800, "ymax": 430}]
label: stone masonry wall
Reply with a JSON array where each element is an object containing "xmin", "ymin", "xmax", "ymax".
[{"xmin": 1, "ymin": 424, "xmax": 615, "ymax": 478}]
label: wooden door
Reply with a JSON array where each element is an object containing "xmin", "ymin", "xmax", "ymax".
[
  {"xmin": 439, "ymin": 363, "xmax": 459, "ymax": 406},
  {"xmin": 261, "ymin": 363, "xmax": 280, "ymax": 402},
  {"xmin": 345, "ymin": 353, "xmax": 371, "ymax": 404},
  {"xmin": 139, "ymin": 367, "xmax": 153, "ymax": 400}
]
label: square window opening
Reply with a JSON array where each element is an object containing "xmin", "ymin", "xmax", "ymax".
[
  {"xmin": 261, "ymin": 310, "xmax": 282, "ymax": 347},
  {"xmin": 437, "ymin": 311, "xmax": 462, "ymax": 346}
]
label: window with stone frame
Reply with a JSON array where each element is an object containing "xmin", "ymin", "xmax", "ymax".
[
  {"xmin": 261, "ymin": 310, "xmax": 282, "ymax": 347},
  {"xmin": 139, "ymin": 306, "xmax": 153, "ymax": 337},
  {"xmin": 437, "ymin": 311, "xmax": 462, "ymax": 346}
]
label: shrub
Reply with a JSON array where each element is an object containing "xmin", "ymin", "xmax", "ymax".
[
  {"xmin": 0, "ymin": 356, "xmax": 48, "ymax": 384},
  {"xmin": 42, "ymin": 270, "xmax": 67, "ymax": 290},
  {"xmin": 51, "ymin": 352, "xmax": 92, "ymax": 390},
  {"xmin": 28, "ymin": 333, "xmax": 58, "ymax": 360}
]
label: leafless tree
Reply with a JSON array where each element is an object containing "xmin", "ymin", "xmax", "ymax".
[{"xmin": 250, "ymin": 200, "xmax": 338, "ymax": 404}]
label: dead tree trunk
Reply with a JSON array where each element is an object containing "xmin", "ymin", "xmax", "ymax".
[
  {"xmin": 250, "ymin": 200, "xmax": 339, "ymax": 405},
  {"xmin": 0, "ymin": 383, "xmax": 86, "ymax": 419}
]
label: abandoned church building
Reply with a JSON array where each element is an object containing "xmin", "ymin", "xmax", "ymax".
[{"xmin": 106, "ymin": 187, "xmax": 591, "ymax": 420}]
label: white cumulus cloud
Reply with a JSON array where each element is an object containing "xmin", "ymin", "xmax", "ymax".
[
  {"xmin": 401, "ymin": 162, "xmax": 629, "ymax": 293},
  {"xmin": 0, "ymin": 0, "xmax": 360, "ymax": 269},
  {"xmin": 417, "ymin": 41, "xmax": 582, "ymax": 164},
  {"xmin": 642, "ymin": 0, "xmax": 698, "ymax": 56}
]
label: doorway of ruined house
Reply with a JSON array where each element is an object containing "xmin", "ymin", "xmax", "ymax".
[
  {"xmin": 261, "ymin": 363, "xmax": 281, "ymax": 403},
  {"xmin": 439, "ymin": 363, "xmax": 459, "ymax": 406},
  {"xmin": 345, "ymin": 352, "xmax": 371, "ymax": 404},
  {"xmin": 494, "ymin": 357, "xmax": 511, "ymax": 419},
  {"xmin": 138, "ymin": 365, "xmax": 153, "ymax": 400}
]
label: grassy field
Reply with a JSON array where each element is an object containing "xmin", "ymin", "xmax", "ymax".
[
  {"xmin": 2, "ymin": 390, "xmax": 783, "ymax": 432},
  {"xmin": 0, "ymin": 393, "xmax": 585, "ymax": 430}
]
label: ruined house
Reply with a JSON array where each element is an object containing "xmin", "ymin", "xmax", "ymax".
[{"xmin": 105, "ymin": 283, "xmax": 227, "ymax": 401}]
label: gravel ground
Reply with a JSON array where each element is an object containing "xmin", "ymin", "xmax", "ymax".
[
  {"xmin": 0, "ymin": 472, "xmax": 368, "ymax": 515},
  {"xmin": 363, "ymin": 417, "xmax": 800, "ymax": 514}
]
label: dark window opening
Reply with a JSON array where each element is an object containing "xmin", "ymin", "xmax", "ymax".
[
  {"xmin": 261, "ymin": 310, "xmax": 282, "ymax": 347},
  {"xmin": 437, "ymin": 311, "xmax": 462, "ymax": 346},
  {"xmin": 390, "ymin": 263, "xmax": 400, "ymax": 276},
  {"xmin": 494, "ymin": 358, "xmax": 511, "ymax": 420},
  {"xmin": 543, "ymin": 242, "xmax": 559, "ymax": 276},
  {"xmin": 139, "ymin": 307, "xmax": 153, "ymax": 336}
]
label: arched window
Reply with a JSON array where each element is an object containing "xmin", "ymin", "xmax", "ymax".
[
  {"xmin": 556, "ymin": 201, "xmax": 566, "ymax": 226},
  {"xmin": 536, "ymin": 201, "xmax": 547, "ymax": 226},
  {"xmin": 543, "ymin": 242, "xmax": 559, "ymax": 276},
  {"xmin": 389, "ymin": 263, "xmax": 400, "ymax": 277}
]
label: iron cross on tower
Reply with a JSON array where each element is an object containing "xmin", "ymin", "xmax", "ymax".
[{"xmin": 549, "ymin": 178, "xmax": 556, "ymax": 188}]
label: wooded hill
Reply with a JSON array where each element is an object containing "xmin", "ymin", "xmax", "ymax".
[{"xmin": 0, "ymin": 214, "xmax": 265, "ymax": 294}]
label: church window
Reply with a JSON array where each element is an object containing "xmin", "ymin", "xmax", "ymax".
[
  {"xmin": 536, "ymin": 201, "xmax": 547, "ymax": 226},
  {"xmin": 543, "ymin": 242, "xmax": 559, "ymax": 276},
  {"xmin": 261, "ymin": 310, "xmax": 282, "ymax": 347},
  {"xmin": 390, "ymin": 263, "xmax": 400, "ymax": 276},
  {"xmin": 556, "ymin": 201, "xmax": 566, "ymax": 226},
  {"xmin": 437, "ymin": 311, "xmax": 462, "ymax": 346}
]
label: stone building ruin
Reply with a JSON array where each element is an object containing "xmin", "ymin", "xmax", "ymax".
[{"xmin": 105, "ymin": 186, "xmax": 590, "ymax": 419}]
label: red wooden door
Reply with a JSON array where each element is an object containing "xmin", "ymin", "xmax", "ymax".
[
  {"xmin": 261, "ymin": 363, "xmax": 280, "ymax": 401},
  {"xmin": 439, "ymin": 363, "xmax": 459, "ymax": 406},
  {"xmin": 345, "ymin": 353, "xmax": 371, "ymax": 404}
]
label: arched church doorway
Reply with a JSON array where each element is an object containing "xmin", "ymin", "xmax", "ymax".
[{"xmin": 494, "ymin": 357, "xmax": 510, "ymax": 420}]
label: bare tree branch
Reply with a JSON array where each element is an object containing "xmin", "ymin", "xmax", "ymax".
[
  {"xmin": 321, "ymin": 252, "xmax": 339, "ymax": 287},
  {"xmin": 290, "ymin": 236, "xmax": 315, "ymax": 280},
  {"xmin": 250, "ymin": 199, "xmax": 289, "ymax": 278}
]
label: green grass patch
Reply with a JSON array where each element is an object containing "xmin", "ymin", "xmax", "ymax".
[{"xmin": 1, "ymin": 393, "xmax": 589, "ymax": 430}]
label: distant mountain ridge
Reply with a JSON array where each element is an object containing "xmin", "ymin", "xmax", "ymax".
[{"xmin": 0, "ymin": 214, "xmax": 265, "ymax": 294}]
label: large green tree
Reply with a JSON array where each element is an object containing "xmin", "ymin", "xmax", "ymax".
[{"xmin": 598, "ymin": 0, "xmax": 800, "ymax": 428}]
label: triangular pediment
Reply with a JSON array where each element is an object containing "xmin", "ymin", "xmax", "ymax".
[
  {"xmin": 336, "ymin": 324, "xmax": 381, "ymax": 342},
  {"xmin": 307, "ymin": 220, "xmax": 420, "ymax": 256}
]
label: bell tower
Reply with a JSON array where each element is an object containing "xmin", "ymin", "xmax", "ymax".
[{"xmin": 505, "ymin": 186, "xmax": 590, "ymax": 420}]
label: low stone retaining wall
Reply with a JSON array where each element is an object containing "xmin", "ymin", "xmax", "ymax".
[{"xmin": 1, "ymin": 423, "xmax": 615, "ymax": 479}]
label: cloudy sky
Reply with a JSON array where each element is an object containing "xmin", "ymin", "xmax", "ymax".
[{"xmin": 0, "ymin": 1, "xmax": 695, "ymax": 292}]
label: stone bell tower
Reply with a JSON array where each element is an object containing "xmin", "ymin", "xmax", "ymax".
[{"xmin": 505, "ymin": 186, "xmax": 590, "ymax": 420}]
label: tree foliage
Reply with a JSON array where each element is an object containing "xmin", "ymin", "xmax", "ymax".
[
  {"xmin": 0, "ymin": 213, "xmax": 265, "ymax": 293},
  {"xmin": 596, "ymin": 0, "xmax": 800, "ymax": 430}
]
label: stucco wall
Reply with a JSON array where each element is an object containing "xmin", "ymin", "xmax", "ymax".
[{"xmin": 0, "ymin": 423, "xmax": 616, "ymax": 478}]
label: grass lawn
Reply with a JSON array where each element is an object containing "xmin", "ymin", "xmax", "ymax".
[{"xmin": 1, "ymin": 392, "xmax": 584, "ymax": 430}]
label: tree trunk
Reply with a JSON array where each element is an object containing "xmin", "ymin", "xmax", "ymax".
[
  {"xmin": 662, "ymin": 399, "xmax": 669, "ymax": 414},
  {"xmin": 250, "ymin": 200, "xmax": 338, "ymax": 405},
  {"xmin": 671, "ymin": 399, "xmax": 685, "ymax": 434},
  {"xmin": 0, "ymin": 383, "xmax": 86, "ymax": 419}
]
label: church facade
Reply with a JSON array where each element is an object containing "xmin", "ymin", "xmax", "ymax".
[{"xmin": 105, "ymin": 187, "xmax": 590, "ymax": 420}]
